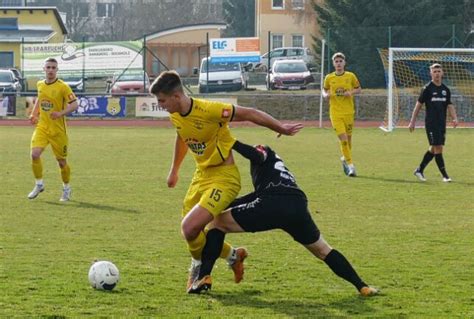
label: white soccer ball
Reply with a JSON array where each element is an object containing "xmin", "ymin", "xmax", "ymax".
[{"xmin": 88, "ymin": 261, "xmax": 120, "ymax": 290}]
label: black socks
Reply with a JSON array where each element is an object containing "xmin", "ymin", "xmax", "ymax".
[
  {"xmin": 198, "ymin": 229, "xmax": 225, "ymax": 279},
  {"xmin": 434, "ymin": 153, "xmax": 449, "ymax": 178},
  {"xmin": 324, "ymin": 249, "xmax": 367, "ymax": 291},
  {"xmin": 418, "ymin": 151, "xmax": 434, "ymax": 173}
]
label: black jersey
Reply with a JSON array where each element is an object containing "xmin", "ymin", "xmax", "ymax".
[
  {"xmin": 418, "ymin": 81, "xmax": 452, "ymax": 128},
  {"xmin": 232, "ymin": 141, "xmax": 305, "ymax": 196}
]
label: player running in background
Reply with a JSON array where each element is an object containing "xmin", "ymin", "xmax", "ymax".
[
  {"xmin": 28, "ymin": 57, "xmax": 78, "ymax": 201},
  {"xmin": 323, "ymin": 52, "xmax": 361, "ymax": 177},
  {"xmin": 149, "ymin": 71, "xmax": 303, "ymax": 291},
  {"xmin": 409, "ymin": 63, "xmax": 458, "ymax": 182},
  {"xmin": 188, "ymin": 141, "xmax": 378, "ymax": 296}
]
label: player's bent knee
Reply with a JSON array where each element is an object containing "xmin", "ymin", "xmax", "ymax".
[{"xmin": 181, "ymin": 220, "xmax": 201, "ymax": 241}]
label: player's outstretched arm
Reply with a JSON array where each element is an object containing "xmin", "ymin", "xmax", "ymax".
[
  {"xmin": 233, "ymin": 105, "xmax": 303, "ymax": 136},
  {"xmin": 232, "ymin": 140, "xmax": 266, "ymax": 164}
]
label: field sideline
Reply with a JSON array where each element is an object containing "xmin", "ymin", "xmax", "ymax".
[{"xmin": 1, "ymin": 126, "xmax": 473, "ymax": 318}]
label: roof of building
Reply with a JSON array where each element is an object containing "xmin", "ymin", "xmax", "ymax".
[
  {"xmin": 0, "ymin": 6, "xmax": 68, "ymax": 34},
  {"xmin": 140, "ymin": 23, "xmax": 226, "ymax": 41}
]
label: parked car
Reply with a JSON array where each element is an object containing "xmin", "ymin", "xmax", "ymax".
[
  {"xmin": 63, "ymin": 76, "xmax": 87, "ymax": 92},
  {"xmin": 0, "ymin": 69, "xmax": 22, "ymax": 93},
  {"xmin": 106, "ymin": 72, "xmax": 150, "ymax": 95},
  {"xmin": 7, "ymin": 68, "xmax": 26, "ymax": 91},
  {"xmin": 198, "ymin": 57, "xmax": 248, "ymax": 93},
  {"xmin": 266, "ymin": 59, "xmax": 314, "ymax": 90},
  {"xmin": 248, "ymin": 47, "xmax": 315, "ymax": 72}
]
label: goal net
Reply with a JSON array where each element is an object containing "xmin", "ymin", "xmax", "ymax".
[{"xmin": 379, "ymin": 47, "xmax": 474, "ymax": 131}]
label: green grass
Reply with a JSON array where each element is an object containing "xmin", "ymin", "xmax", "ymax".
[{"xmin": 1, "ymin": 126, "xmax": 473, "ymax": 318}]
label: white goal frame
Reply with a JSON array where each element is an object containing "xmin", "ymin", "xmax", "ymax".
[{"xmin": 383, "ymin": 47, "xmax": 474, "ymax": 132}]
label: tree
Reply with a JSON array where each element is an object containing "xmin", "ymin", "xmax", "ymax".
[
  {"xmin": 313, "ymin": 0, "xmax": 471, "ymax": 88},
  {"xmin": 222, "ymin": 0, "xmax": 255, "ymax": 37}
]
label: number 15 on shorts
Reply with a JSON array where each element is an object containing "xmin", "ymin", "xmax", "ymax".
[{"xmin": 210, "ymin": 188, "xmax": 222, "ymax": 202}]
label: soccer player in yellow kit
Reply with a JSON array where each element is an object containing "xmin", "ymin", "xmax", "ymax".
[
  {"xmin": 149, "ymin": 71, "xmax": 302, "ymax": 292},
  {"xmin": 323, "ymin": 52, "xmax": 361, "ymax": 177},
  {"xmin": 28, "ymin": 58, "xmax": 78, "ymax": 201}
]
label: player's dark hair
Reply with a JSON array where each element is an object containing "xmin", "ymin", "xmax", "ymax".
[
  {"xmin": 149, "ymin": 70, "xmax": 183, "ymax": 96},
  {"xmin": 44, "ymin": 57, "xmax": 58, "ymax": 64},
  {"xmin": 430, "ymin": 63, "xmax": 442, "ymax": 70}
]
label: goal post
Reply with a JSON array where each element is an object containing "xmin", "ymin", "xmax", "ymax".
[{"xmin": 379, "ymin": 47, "xmax": 474, "ymax": 132}]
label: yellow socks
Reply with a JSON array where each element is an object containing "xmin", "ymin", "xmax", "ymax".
[
  {"xmin": 60, "ymin": 164, "xmax": 71, "ymax": 184},
  {"xmin": 32, "ymin": 158, "xmax": 43, "ymax": 179},
  {"xmin": 187, "ymin": 231, "xmax": 206, "ymax": 260},
  {"xmin": 187, "ymin": 229, "xmax": 233, "ymax": 260},
  {"xmin": 340, "ymin": 140, "xmax": 352, "ymax": 164}
]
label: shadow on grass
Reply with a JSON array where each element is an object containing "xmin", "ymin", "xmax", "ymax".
[
  {"xmin": 358, "ymin": 175, "xmax": 474, "ymax": 186},
  {"xmin": 356, "ymin": 175, "xmax": 423, "ymax": 184},
  {"xmin": 212, "ymin": 288, "xmax": 377, "ymax": 318},
  {"xmin": 44, "ymin": 200, "xmax": 142, "ymax": 214}
]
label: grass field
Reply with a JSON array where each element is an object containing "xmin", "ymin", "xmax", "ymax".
[{"xmin": 1, "ymin": 126, "xmax": 473, "ymax": 318}]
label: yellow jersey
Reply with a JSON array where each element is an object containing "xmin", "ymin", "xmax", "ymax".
[
  {"xmin": 36, "ymin": 79, "xmax": 76, "ymax": 134},
  {"xmin": 170, "ymin": 98, "xmax": 236, "ymax": 169},
  {"xmin": 323, "ymin": 71, "xmax": 360, "ymax": 117}
]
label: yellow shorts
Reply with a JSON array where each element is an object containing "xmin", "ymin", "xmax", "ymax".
[
  {"xmin": 31, "ymin": 127, "xmax": 68, "ymax": 159},
  {"xmin": 182, "ymin": 164, "xmax": 241, "ymax": 218},
  {"xmin": 330, "ymin": 114, "xmax": 354, "ymax": 136}
]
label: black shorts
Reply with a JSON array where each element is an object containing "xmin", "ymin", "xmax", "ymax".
[
  {"xmin": 425, "ymin": 127, "xmax": 445, "ymax": 146},
  {"xmin": 230, "ymin": 193, "xmax": 320, "ymax": 245}
]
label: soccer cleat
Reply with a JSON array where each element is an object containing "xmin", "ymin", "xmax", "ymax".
[
  {"xmin": 60, "ymin": 187, "xmax": 72, "ymax": 202},
  {"xmin": 442, "ymin": 177, "xmax": 452, "ymax": 183},
  {"xmin": 186, "ymin": 259, "xmax": 201, "ymax": 291},
  {"xmin": 348, "ymin": 165, "xmax": 357, "ymax": 177},
  {"xmin": 359, "ymin": 286, "xmax": 379, "ymax": 297},
  {"xmin": 187, "ymin": 275, "xmax": 212, "ymax": 294},
  {"xmin": 340, "ymin": 156, "xmax": 349, "ymax": 176},
  {"xmin": 414, "ymin": 169, "xmax": 426, "ymax": 182},
  {"xmin": 228, "ymin": 247, "xmax": 248, "ymax": 283},
  {"xmin": 28, "ymin": 184, "xmax": 45, "ymax": 199}
]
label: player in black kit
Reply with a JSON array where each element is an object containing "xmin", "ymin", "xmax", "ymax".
[
  {"xmin": 409, "ymin": 63, "xmax": 458, "ymax": 182},
  {"xmin": 187, "ymin": 141, "xmax": 378, "ymax": 297}
]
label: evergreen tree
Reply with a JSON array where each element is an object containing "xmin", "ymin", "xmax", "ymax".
[
  {"xmin": 223, "ymin": 0, "xmax": 255, "ymax": 37},
  {"xmin": 313, "ymin": 0, "xmax": 470, "ymax": 88}
]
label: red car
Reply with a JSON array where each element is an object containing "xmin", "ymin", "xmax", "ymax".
[
  {"xmin": 266, "ymin": 59, "xmax": 314, "ymax": 90},
  {"xmin": 107, "ymin": 72, "xmax": 150, "ymax": 95}
]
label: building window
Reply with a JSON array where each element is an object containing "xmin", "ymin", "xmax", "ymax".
[
  {"xmin": 97, "ymin": 3, "xmax": 117, "ymax": 18},
  {"xmin": 0, "ymin": 18, "xmax": 18, "ymax": 30},
  {"xmin": 292, "ymin": 0, "xmax": 305, "ymax": 9},
  {"xmin": 272, "ymin": 0, "xmax": 284, "ymax": 10},
  {"xmin": 78, "ymin": 3, "xmax": 89, "ymax": 18},
  {"xmin": 271, "ymin": 34, "xmax": 283, "ymax": 49},
  {"xmin": 292, "ymin": 35, "xmax": 304, "ymax": 47},
  {"xmin": 0, "ymin": 0, "xmax": 23, "ymax": 6}
]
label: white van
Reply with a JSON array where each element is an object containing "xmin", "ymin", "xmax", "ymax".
[{"xmin": 198, "ymin": 57, "xmax": 248, "ymax": 93}]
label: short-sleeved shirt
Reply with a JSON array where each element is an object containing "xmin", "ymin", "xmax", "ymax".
[
  {"xmin": 418, "ymin": 81, "xmax": 452, "ymax": 129},
  {"xmin": 36, "ymin": 79, "xmax": 76, "ymax": 134},
  {"xmin": 170, "ymin": 98, "xmax": 236, "ymax": 169},
  {"xmin": 323, "ymin": 71, "xmax": 360, "ymax": 117}
]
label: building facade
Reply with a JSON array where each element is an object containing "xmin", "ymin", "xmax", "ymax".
[{"xmin": 255, "ymin": 0, "xmax": 319, "ymax": 54}]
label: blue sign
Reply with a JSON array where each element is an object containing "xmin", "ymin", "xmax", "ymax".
[
  {"xmin": 212, "ymin": 40, "xmax": 228, "ymax": 50},
  {"xmin": 70, "ymin": 96, "xmax": 126, "ymax": 117},
  {"xmin": 211, "ymin": 56, "xmax": 261, "ymax": 63}
]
